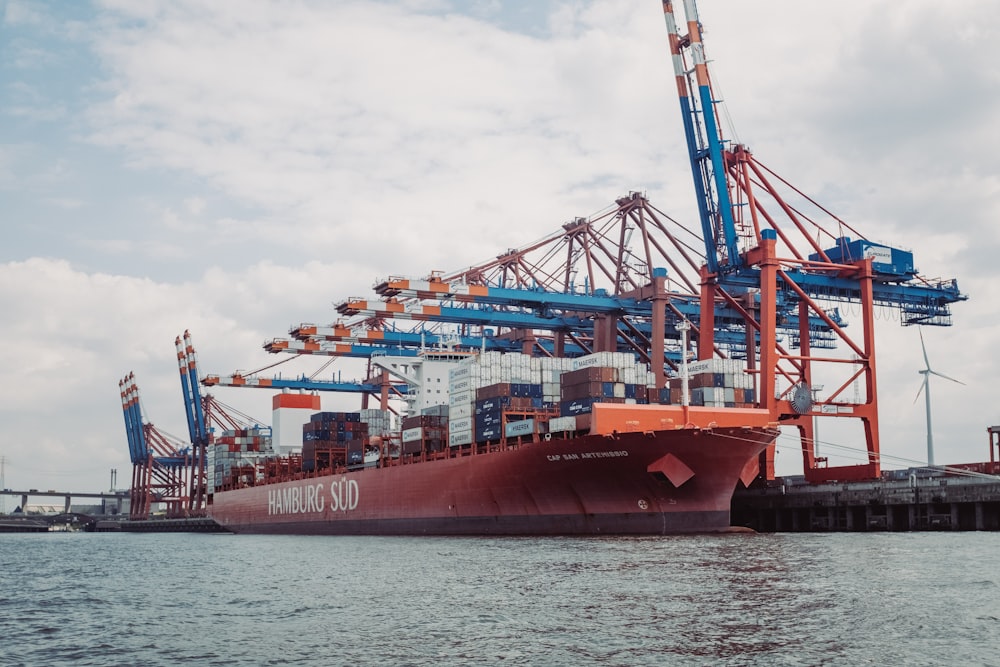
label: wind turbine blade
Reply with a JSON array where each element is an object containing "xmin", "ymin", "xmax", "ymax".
[
  {"xmin": 929, "ymin": 369, "xmax": 965, "ymax": 386},
  {"xmin": 913, "ymin": 378, "xmax": 927, "ymax": 404},
  {"xmin": 918, "ymin": 327, "xmax": 930, "ymax": 369}
]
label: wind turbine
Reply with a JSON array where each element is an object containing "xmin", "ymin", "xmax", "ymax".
[{"xmin": 914, "ymin": 327, "xmax": 964, "ymax": 467}]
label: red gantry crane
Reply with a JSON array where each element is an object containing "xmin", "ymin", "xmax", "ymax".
[{"xmin": 657, "ymin": 0, "xmax": 965, "ymax": 481}]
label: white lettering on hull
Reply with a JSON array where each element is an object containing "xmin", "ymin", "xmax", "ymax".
[
  {"xmin": 547, "ymin": 450, "xmax": 629, "ymax": 462},
  {"xmin": 267, "ymin": 479, "xmax": 360, "ymax": 515},
  {"xmin": 329, "ymin": 479, "xmax": 359, "ymax": 512}
]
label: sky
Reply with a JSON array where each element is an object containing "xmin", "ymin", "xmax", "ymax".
[{"xmin": 2, "ymin": 0, "xmax": 999, "ymax": 497}]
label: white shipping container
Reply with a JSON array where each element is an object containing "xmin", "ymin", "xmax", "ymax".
[
  {"xmin": 449, "ymin": 378, "xmax": 473, "ymax": 394},
  {"xmin": 449, "ymin": 417, "xmax": 473, "ymax": 432},
  {"xmin": 571, "ymin": 353, "xmax": 603, "ymax": 371},
  {"xmin": 612, "ymin": 352, "xmax": 634, "ymax": 368},
  {"xmin": 481, "ymin": 351, "xmax": 503, "ymax": 365},
  {"xmin": 686, "ymin": 359, "xmax": 713, "ymax": 375},
  {"xmin": 449, "ymin": 403, "xmax": 472, "ymax": 419},
  {"xmin": 449, "ymin": 389, "xmax": 474, "ymax": 406},
  {"xmin": 548, "ymin": 416, "xmax": 578, "ymax": 433},
  {"xmin": 402, "ymin": 427, "xmax": 423, "ymax": 443},
  {"xmin": 449, "ymin": 429, "xmax": 473, "ymax": 446}
]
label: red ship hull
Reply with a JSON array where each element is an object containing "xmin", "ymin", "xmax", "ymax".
[{"xmin": 209, "ymin": 405, "xmax": 779, "ymax": 535}]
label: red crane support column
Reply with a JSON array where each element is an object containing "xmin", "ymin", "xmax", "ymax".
[
  {"xmin": 752, "ymin": 233, "xmax": 779, "ymax": 415},
  {"xmin": 856, "ymin": 259, "xmax": 882, "ymax": 477},
  {"xmin": 797, "ymin": 299, "xmax": 818, "ymax": 472}
]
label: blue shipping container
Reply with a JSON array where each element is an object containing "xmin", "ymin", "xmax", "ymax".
[
  {"xmin": 808, "ymin": 237, "xmax": 915, "ymax": 278},
  {"xmin": 560, "ymin": 397, "xmax": 600, "ymax": 417},
  {"xmin": 475, "ymin": 396, "xmax": 513, "ymax": 414}
]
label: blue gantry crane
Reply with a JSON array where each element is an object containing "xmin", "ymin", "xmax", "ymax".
[{"xmin": 118, "ymin": 372, "xmax": 197, "ymax": 519}]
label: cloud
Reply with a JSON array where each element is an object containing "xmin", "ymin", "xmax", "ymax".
[
  {"xmin": 84, "ymin": 0, "xmax": 680, "ymax": 270},
  {"xmin": 0, "ymin": 256, "xmax": 356, "ymax": 489},
  {"xmin": 4, "ymin": 1, "xmax": 50, "ymax": 27}
]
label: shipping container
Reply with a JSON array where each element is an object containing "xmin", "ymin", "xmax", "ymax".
[
  {"xmin": 448, "ymin": 429, "xmax": 473, "ymax": 447},
  {"xmin": 809, "ymin": 236, "xmax": 915, "ymax": 278},
  {"xmin": 559, "ymin": 396, "xmax": 626, "ymax": 417},
  {"xmin": 548, "ymin": 415, "xmax": 578, "ymax": 433},
  {"xmin": 449, "ymin": 417, "xmax": 473, "ymax": 432},
  {"xmin": 504, "ymin": 418, "xmax": 537, "ymax": 438},
  {"xmin": 561, "ymin": 367, "xmax": 619, "ymax": 386},
  {"xmin": 475, "ymin": 424, "xmax": 503, "ymax": 442}
]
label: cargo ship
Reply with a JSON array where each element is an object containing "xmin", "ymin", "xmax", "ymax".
[{"xmin": 206, "ymin": 351, "xmax": 780, "ymax": 535}]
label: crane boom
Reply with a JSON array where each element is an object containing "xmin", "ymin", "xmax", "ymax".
[{"xmin": 661, "ymin": 0, "xmax": 740, "ymax": 272}]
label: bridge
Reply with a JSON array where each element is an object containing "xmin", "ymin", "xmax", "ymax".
[{"xmin": 1, "ymin": 488, "xmax": 129, "ymax": 515}]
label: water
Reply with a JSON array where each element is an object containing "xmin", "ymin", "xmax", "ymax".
[{"xmin": 1, "ymin": 532, "xmax": 997, "ymax": 666}]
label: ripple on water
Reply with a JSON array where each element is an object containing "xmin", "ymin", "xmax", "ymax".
[{"xmin": 1, "ymin": 532, "xmax": 998, "ymax": 666}]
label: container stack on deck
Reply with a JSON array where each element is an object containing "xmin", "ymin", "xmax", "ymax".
[
  {"xmin": 207, "ymin": 426, "xmax": 272, "ymax": 492},
  {"xmin": 302, "ymin": 412, "xmax": 367, "ymax": 471},
  {"xmin": 204, "ymin": 352, "xmax": 758, "ymax": 482},
  {"xmin": 358, "ymin": 408, "xmax": 395, "ymax": 438},
  {"xmin": 558, "ymin": 352, "xmax": 655, "ymax": 419},
  {"xmin": 402, "ymin": 408, "xmax": 448, "ymax": 455},
  {"xmin": 447, "ymin": 361, "xmax": 478, "ymax": 448},
  {"xmin": 469, "ymin": 352, "xmax": 569, "ymax": 444},
  {"xmin": 670, "ymin": 359, "xmax": 756, "ymax": 408}
]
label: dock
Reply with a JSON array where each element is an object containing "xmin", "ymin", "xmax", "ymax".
[
  {"xmin": 732, "ymin": 472, "xmax": 1000, "ymax": 532},
  {"xmin": 0, "ymin": 518, "xmax": 49, "ymax": 533},
  {"xmin": 94, "ymin": 517, "xmax": 229, "ymax": 533}
]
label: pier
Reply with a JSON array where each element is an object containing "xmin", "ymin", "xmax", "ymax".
[
  {"xmin": 732, "ymin": 472, "xmax": 1000, "ymax": 532},
  {"xmin": 0, "ymin": 488, "xmax": 227, "ymax": 532}
]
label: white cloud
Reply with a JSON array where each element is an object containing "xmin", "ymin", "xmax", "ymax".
[
  {"xmin": 4, "ymin": 1, "xmax": 49, "ymax": 27},
  {"xmin": 84, "ymin": 0, "xmax": 680, "ymax": 269}
]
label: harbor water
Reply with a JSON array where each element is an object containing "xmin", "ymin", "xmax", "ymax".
[{"xmin": 1, "ymin": 531, "xmax": 998, "ymax": 666}]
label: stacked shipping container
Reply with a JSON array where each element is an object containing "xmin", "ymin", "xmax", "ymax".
[
  {"xmin": 207, "ymin": 426, "xmax": 272, "ymax": 493},
  {"xmin": 665, "ymin": 359, "xmax": 756, "ymax": 407},
  {"xmin": 276, "ymin": 354, "xmax": 759, "ymax": 465},
  {"xmin": 358, "ymin": 408, "xmax": 395, "ymax": 438},
  {"xmin": 401, "ymin": 409, "xmax": 448, "ymax": 455},
  {"xmin": 302, "ymin": 412, "xmax": 368, "ymax": 471},
  {"xmin": 447, "ymin": 358, "xmax": 479, "ymax": 447},
  {"xmin": 470, "ymin": 352, "xmax": 565, "ymax": 444},
  {"xmin": 557, "ymin": 352, "xmax": 654, "ymax": 419}
]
